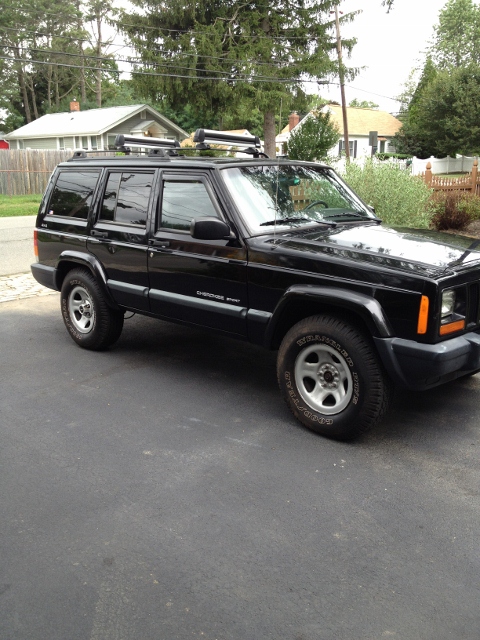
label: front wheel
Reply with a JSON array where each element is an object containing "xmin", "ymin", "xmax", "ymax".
[
  {"xmin": 61, "ymin": 268, "xmax": 124, "ymax": 350},
  {"xmin": 277, "ymin": 315, "xmax": 393, "ymax": 441}
]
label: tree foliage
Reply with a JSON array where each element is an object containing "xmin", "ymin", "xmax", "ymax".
[
  {"xmin": 348, "ymin": 98, "xmax": 379, "ymax": 109},
  {"xmin": 0, "ymin": 0, "xmax": 123, "ymax": 130},
  {"xmin": 394, "ymin": 0, "xmax": 480, "ymax": 158},
  {"xmin": 432, "ymin": 0, "xmax": 480, "ymax": 68},
  {"xmin": 286, "ymin": 110, "xmax": 340, "ymax": 161},
  {"xmin": 119, "ymin": 0, "xmax": 354, "ymax": 156}
]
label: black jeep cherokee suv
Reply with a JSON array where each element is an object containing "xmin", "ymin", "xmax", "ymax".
[{"xmin": 31, "ymin": 130, "xmax": 480, "ymax": 441}]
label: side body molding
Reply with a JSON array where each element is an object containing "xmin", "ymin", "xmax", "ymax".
[{"xmin": 262, "ymin": 285, "xmax": 394, "ymax": 348}]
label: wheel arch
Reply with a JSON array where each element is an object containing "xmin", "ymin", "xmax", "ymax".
[
  {"xmin": 266, "ymin": 286, "xmax": 393, "ymax": 350},
  {"xmin": 54, "ymin": 251, "xmax": 120, "ymax": 310}
]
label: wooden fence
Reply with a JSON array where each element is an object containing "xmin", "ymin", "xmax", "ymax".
[
  {"xmin": 0, "ymin": 149, "xmax": 72, "ymax": 196},
  {"xmin": 421, "ymin": 159, "xmax": 480, "ymax": 196}
]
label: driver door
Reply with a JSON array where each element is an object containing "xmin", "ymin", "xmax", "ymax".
[{"xmin": 147, "ymin": 172, "xmax": 248, "ymax": 336}]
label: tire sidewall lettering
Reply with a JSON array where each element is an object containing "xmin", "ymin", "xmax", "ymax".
[{"xmin": 287, "ymin": 332, "xmax": 361, "ymax": 421}]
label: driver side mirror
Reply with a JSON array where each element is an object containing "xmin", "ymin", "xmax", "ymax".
[{"xmin": 190, "ymin": 217, "xmax": 232, "ymax": 240}]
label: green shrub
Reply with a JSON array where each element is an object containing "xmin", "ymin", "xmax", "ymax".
[
  {"xmin": 341, "ymin": 159, "xmax": 433, "ymax": 228},
  {"xmin": 375, "ymin": 152, "xmax": 412, "ymax": 161},
  {"xmin": 430, "ymin": 192, "xmax": 480, "ymax": 230}
]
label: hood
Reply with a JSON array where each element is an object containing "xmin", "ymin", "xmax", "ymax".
[{"xmin": 276, "ymin": 224, "xmax": 480, "ymax": 276}]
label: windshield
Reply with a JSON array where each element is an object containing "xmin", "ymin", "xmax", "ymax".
[{"xmin": 221, "ymin": 164, "xmax": 376, "ymax": 235}]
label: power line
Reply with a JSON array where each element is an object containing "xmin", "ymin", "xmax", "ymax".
[
  {"xmin": 0, "ymin": 25, "xmax": 310, "ymax": 68},
  {"xmin": 0, "ymin": 54, "xmax": 320, "ymax": 84},
  {"xmin": 0, "ymin": 44, "xmax": 307, "ymax": 81}
]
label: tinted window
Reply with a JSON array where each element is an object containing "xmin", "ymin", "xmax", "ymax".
[
  {"xmin": 100, "ymin": 172, "xmax": 153, "ymax": 227},
  {"xmin": 48, "ymin": 170, "xmax": 101, "ymax": 219},
  {"xmin": 160, "ymin": 180, "xmax": 219, "ymax": 231}
]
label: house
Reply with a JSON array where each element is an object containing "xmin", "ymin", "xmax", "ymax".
[
  {"xmin": 276, "ymin": 105, "xmax": 403, "ymax": 159},
  {"xmin": 4, "ymin": 102, "xmax": 189, "ymax": 151}
]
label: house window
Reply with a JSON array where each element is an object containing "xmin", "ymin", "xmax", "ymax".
[
  {"xmin": 339, "ymin": 139, "xmax": 357, "ymax": 159},
  {"xmin": 90, "ymin": 136, "xmax": 98, "ymax": 150},
  {"xmin": 59, "ymin": 137, "xmax": 65, "ymax": 150},
  {"xmin": 17, "ymin": 140, "xmax": 24, "ymax": 149},
  {"xmin": 81, "ymin": 136, "xmax": 88, "ymax": 149},
  {"xmin": 140, "ymin": 110, "xmax": 146, "ymax": 119},
  {"xmin": 107, "ymin": 135, "xmax": 117, "ymax": 150}
]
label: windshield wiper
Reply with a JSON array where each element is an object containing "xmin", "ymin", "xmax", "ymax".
[
  {"xmin": 260, "ymin": 216, "xmax": 311, "ymax": 226},
  {"xmin": 321, "ymin": 211, "xmax": 381, "ymax": 223}
]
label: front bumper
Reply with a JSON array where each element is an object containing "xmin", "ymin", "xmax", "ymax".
[{"xmin": 374, "ymin": 331, "xmax": 480, "ymax": 390}]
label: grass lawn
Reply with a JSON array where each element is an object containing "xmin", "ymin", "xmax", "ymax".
[{"xmin": 0, "ymin": 194, "xmax": 42, "ymax": 217}]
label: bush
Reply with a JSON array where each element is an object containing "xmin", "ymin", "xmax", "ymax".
[
  {"xmin": 430, "ymin": 192, "xmax": 480, "ymax": 231},
  {"xmin": 375, "ymin": 152, "xmax": 412, "ymax": 161},
  {"xmin": 341, "ymin": 159, "xmax": 433, "ymax": 228}
]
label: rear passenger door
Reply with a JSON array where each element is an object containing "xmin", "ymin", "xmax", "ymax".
[
  {"xmin": 147, "ymin": 172, "xmax": 248, "ymax": 336},
  {"xmin": 87, "ymin": 169, "xmax": 157, "ymax": 311}
]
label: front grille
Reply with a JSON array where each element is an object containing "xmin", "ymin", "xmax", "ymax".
[{"xmin": 467, "ymin": 282, "xmax": 480, "ymax": 327}]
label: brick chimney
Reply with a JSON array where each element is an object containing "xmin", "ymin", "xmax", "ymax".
[
  {"xmin": 289, "ymin": 112, "xmax": 300, "ymax": 131},
  {"xmin": 70, "ymin": 99, "xmax": 80, "ymax": 112}
]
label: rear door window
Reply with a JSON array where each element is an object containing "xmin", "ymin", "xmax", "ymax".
[
  {"xmin": 48, "ymin": 170, "xmax": 101, "ymax": 219},
  {"xmin": 99, "ymin": 171, "xmax": 154, "ymax": 227}
]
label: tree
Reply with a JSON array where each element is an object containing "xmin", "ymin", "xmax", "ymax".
[
  {"xmin": 286, "ymin": 110, "xmax": 340, "ymax": 161},
  {"xmin": 348, "ymin": 98, "xmax": 379, "ymax": 109},
  {"xmin": 394, "ymin": 64, "xmax": 480, "ymax": 157},
  {"xmin": 119, "ymin": 1, "xmax": 354, "ymax": 157},
  {"xmin": 431, "ymin": 0, "xmax": 480, "ymax": 68}
]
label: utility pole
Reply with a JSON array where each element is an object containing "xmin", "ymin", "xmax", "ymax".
[{"xmin": 333, "ymin": 7, "xmax": 350, "ymax": 162}]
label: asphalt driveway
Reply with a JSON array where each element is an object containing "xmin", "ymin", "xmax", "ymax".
[{"xmin": 1, "ymin": 294, "xmax": 479, "ymax": 639}]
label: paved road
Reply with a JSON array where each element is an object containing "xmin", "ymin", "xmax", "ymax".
[
  {"xmin": 1, "ymin": 294, "xmax": 480, "ymax": 639},
  {"xmin": 0, "ymin": 215, "xmax": 36, "ymax": 276}
]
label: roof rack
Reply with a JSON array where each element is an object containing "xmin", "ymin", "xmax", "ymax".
[
  {"xmin": 114, "ymin": 134, "xmax": 181, "ymax": 157},
  {"xmin": 193, "ymin": 129, "xmax": 268, "ymax": 158}
]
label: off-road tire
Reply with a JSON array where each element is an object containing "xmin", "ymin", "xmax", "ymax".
[
  {"xmin": 61, "ymin": 268, "xmax": 124, "ymax": 350},
  {"xmin": 277, "ymin": 315, "xmax": 393, "ymax": 441}
]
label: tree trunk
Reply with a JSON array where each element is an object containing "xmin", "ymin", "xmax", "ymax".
[
  {"xmin": 263, "ymin": 110, "xmax": 276, "ymax": 158},
  {"xmin": 16, "ymin": 60, "xmax": 32, "ymax": 123}
]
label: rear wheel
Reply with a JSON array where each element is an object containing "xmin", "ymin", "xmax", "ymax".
[
  {"xmin": 277, "ymin": 315, "xmax": 393, "ymax": 441},
  {"xmin": 61, "ymin": 268, "xmax": 124, "ymax": 350}
]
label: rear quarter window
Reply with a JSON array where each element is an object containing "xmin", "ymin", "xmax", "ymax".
[{"xmin": 48, "ymin": 170, "xmax": 101, "ymax": 219}]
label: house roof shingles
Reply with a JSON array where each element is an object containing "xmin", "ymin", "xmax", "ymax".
[
  {"xmin": 280, "ymin": 105, "xmax": 402, "ymax": 138},
  {"xmin": 5, "ymin": 104, "xmax": 189, "ymax": 140},
  {"xmin": 325, "ymin": 105, "xmax": 402, "ymax": 137}
]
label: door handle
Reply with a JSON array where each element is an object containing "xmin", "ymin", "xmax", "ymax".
[
  {"xmin": 149, "ymin": 239, "xmax": 170, "ymax": 248},
  {"xmin": 91, "ymin": 230, "xmax": 109, "ymax": 238}
]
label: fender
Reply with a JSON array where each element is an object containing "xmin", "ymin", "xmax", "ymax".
[
  {"xmin": 54, "ymin": 250, "xmax": 121, "ymax": 310},
  {"xmin": 264, "ymin": 285, "xmax": 394, "ymax": 348}
]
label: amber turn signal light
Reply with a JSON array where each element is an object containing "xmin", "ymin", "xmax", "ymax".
[{"xmin": 417, "ymin": 295, "xmax": 429, "ymax": 334}]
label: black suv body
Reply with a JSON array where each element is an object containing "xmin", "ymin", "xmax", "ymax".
[{"xmin": 32, "ymin": 132, "xmax": 480, "ymax": 440}]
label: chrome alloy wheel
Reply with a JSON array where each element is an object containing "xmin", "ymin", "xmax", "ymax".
[
  {"xmin": 294, "ymin": 343, "xmax": 353, "ymax": 415},
  {"xmin": 68, "ymin": 284, "xmax": 96, "ymax": 334}
]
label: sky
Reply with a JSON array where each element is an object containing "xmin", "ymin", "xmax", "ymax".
[{"xmin": 322, "ymin": 0, "xmax": 449, "ymax": 113}]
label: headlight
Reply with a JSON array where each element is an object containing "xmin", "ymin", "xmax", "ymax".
[
  {"xmin": 441, "ymin": 290, "xmax": 455, "ymax": 318},
  {"xmin": 439, "ymin": 287, "xmax": 466, "ymax": 336}
]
